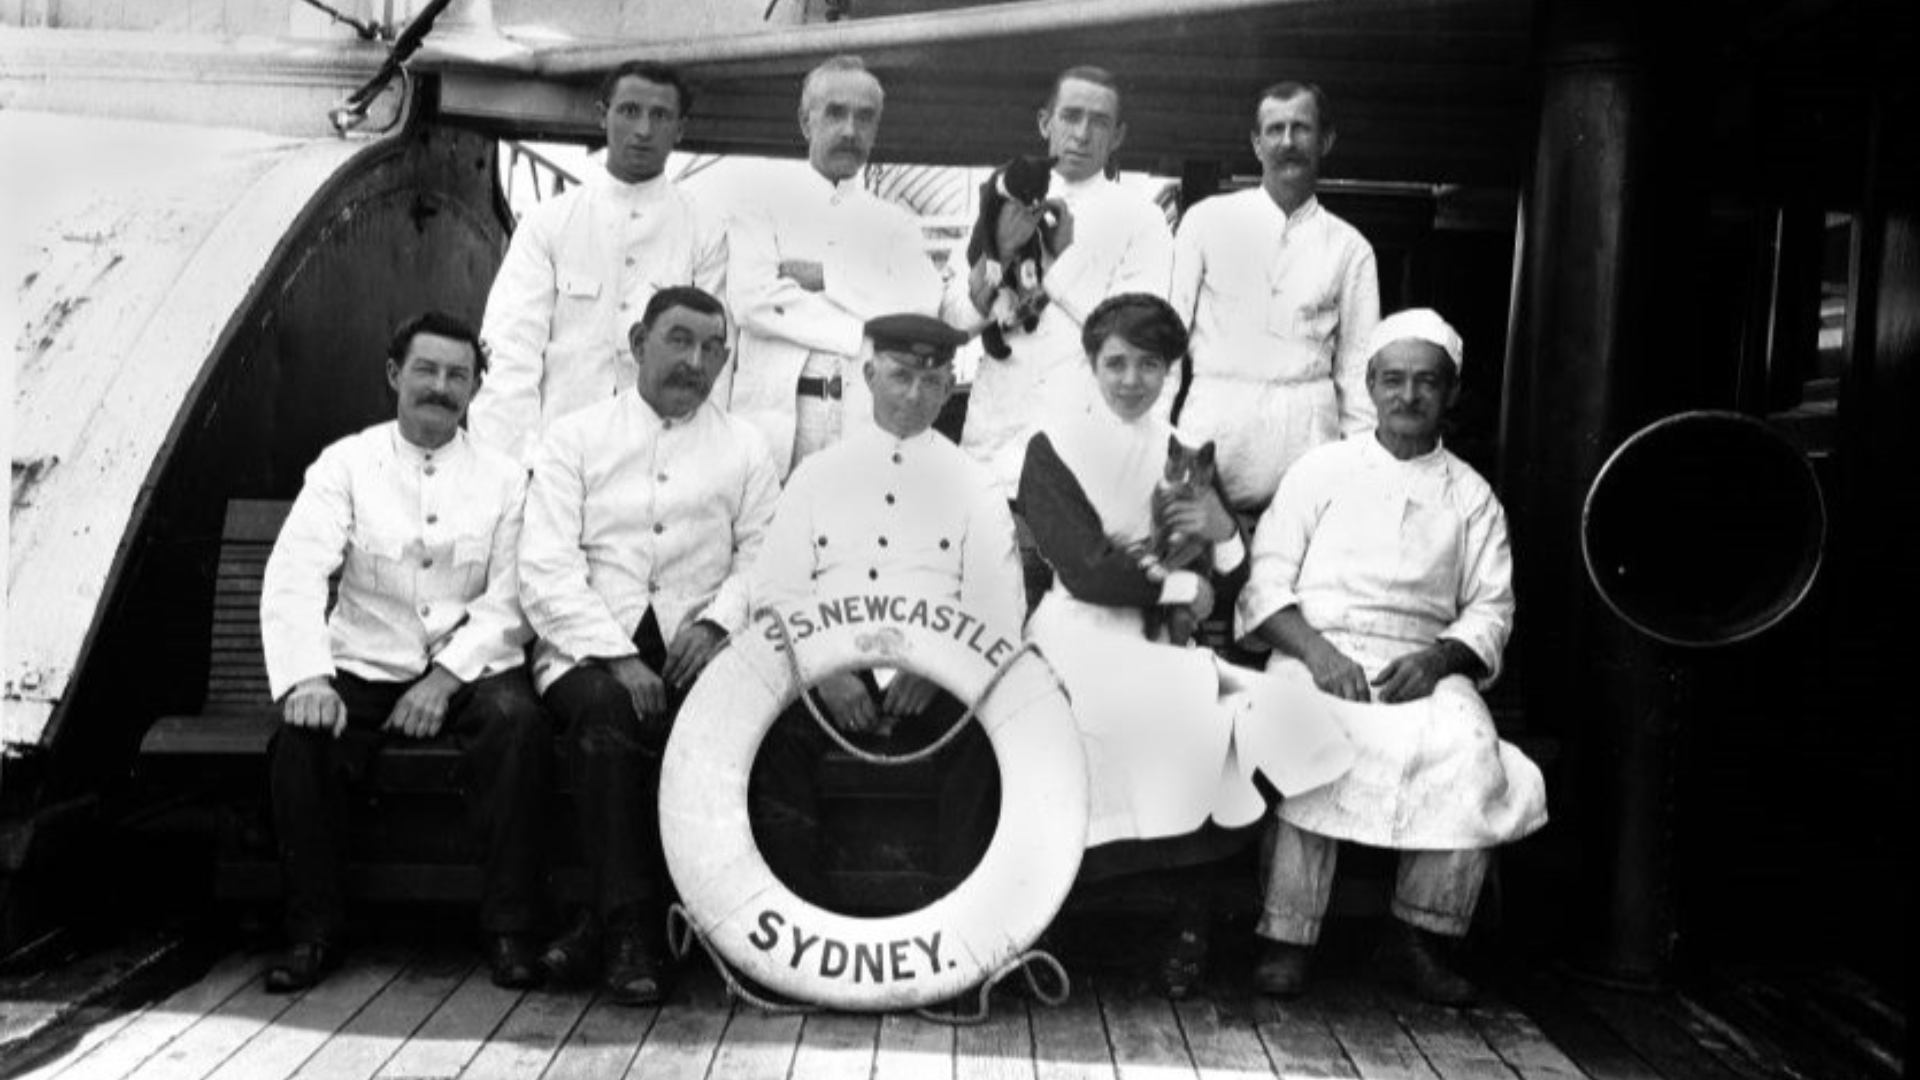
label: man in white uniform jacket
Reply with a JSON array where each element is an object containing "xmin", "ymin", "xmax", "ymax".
[
  {"xmin": 1173, "ymin": 82, "xmax": 1380, "ymax": 511},
  {"xmin": 749, "ymin": 313, "xmax": 1024, "ymax": 906},
  {"xmin": 260, "ymin": 311, "xmax": 548, "ymax": 995},
  {"xmin": 960, "ymin": 65, "xmax": 1174, "ymax": 500},
  {"xmin": 473, "ymin": 61, "xmax": 727, "ymax": 463},
  {"xmin": 519, "ymin": 286, "xmax": 780, "ymax": 1005},
  {"xmin": 1236, "ymin": 309, "xmax": 1547, "ymax": 1005},
  {"xmin": 727, "ymin": 54, "xmax": 972, "ymax": 480}
]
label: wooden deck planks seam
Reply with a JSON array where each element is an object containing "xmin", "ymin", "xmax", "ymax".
[
  {"xmin": 457, "ymin": 985, "xmax": 596, "ymax": 1080},
  {"xmin": 538, "ymin": 998, "xmax": 657, "ymax": 1080},
  {"xmin": 199, "ymin": 954, "xmax": 407, "ymax": 1080},
  {"xmin": 370, "ymin": 964, "xmax": 524, "ymax": 1080},
  {"xmin": 47, "ymin": 954, "xmax": 263, "ymax": 1080},
  {"xmin": 287, "ymin": 953, "xmax": 473, "ymax": 1080},
  {"xmin": 119, "ymin": 969, "xmax": 303, "ymax": 1080}
]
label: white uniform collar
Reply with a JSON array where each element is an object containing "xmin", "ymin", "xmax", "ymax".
[
  {"xmin": 390, "ymin": 421, "xmax": 467, "ymax": 464},
  {"xmin": 1261, "ymin": 190, "xmax": 1322, "ymax": 234},
  {"xmin": 1051, "ymin": 169, "xmax": 1113, "ymax": 204},
  {"xmin": 1363, "ymin": 430, "xmax": 1450, "ymax": 471},
  {"xmin": 592, "ymin": 165, "xmax": 673, "ymax": 204},
  {"xmin": 627, "ymin": 389, "xmax": 709, "ymax": 431},
  {"xmin": 801, "ymin": 164, "xmax": 866, "ymax": 204}
]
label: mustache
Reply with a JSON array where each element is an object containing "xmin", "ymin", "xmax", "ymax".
[{"xmin": 415, "ymin": 393, "xmax": 460, "ymax": 410}]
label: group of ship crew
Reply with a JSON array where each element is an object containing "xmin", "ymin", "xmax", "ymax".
[{"xmin": 257, "ymin": 52, "xmax": 1547, "ymax": 1009}]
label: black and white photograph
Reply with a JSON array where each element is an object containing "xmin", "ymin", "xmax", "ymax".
[{"xmin": 2, "ymin": 1, "xmax": 1912, "ymax": 1077}]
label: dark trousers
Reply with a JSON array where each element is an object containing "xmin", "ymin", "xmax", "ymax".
[
  {"xmin": 541, "ymin": 612, "xmax": 683, "ymax": 923},
  {"xmin": 749, "ymin": 682, "xmax": 1000, "ymax": 910},
  {"xmin": 268, "ymin": 667, "xmax": 551, "ymax": 942}
]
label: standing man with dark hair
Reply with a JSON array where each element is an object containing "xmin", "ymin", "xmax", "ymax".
[
  {"xmin": 261, "ymin": 311, "xmax": 549, "ymax": 994},
  {"xmin": 474, "ymin": 60, "xmax": 727, "ymax": 463},
  {"xmin": 727, "ymin": 54, "xmax": 973, "ymax": 481},
  {"xmin": 962, "ymin": 65, "xmax": 1173, "ymax": 508},
  {"xmin": 1172, "ymin": 81, "xmax": 1380, "ymax": 512},
  {"xmin": 519, "ymin": 285, "xmax": 779, "ymax": 1005}
]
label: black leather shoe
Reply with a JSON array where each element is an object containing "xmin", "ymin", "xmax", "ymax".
[
  {"xmin": 602, "ymin": 921, "xmax": 672, "ymax": 1006},
  {"xmin": 265, "ymin": 940, "xmax": 341, "ymax": 994},
  {"xmin": 1252, "ymin": 941, "xmax": 1312, "ymax": 998},
  {"xmin": 1375, "ymin": 922, "xmax": 1476, "ymax": 1006},
  {"xmin": 486, "ymin": 934, "xmax": 544, "ymax": 990},
  {"xmin": 540, "ymin": 911, "xmax": 601, "ymax": 985}
]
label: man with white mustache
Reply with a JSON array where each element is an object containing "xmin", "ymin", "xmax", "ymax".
[{"xmin": 726, "ymin": 54, "xmax": 974, "ymax": 480}]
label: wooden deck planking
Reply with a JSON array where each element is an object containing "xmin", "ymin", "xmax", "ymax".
[
  {"xmin": 457, "ymin": 985, "xmax": 595, "ymax": 1080},
  {"xmin": 1386, "ymin": 999, "xmax": 1520, "ymax": 1080},
  {"xmin": 1467, "ymin": 1004, "xmax": 1590, "ymax": 1080},
  {"xmin": 1173, "ymin": 996, "xmax": 1273, "ymax": 1080},
  {"xmin": 791, "ymin": 1012, "xmax": 881, "ymax": 1080},
  {"xmin": 12, "ymin": 1005, "xmax": 150, "ymax": 1080},
  {"xmin": 1249, "ymin": 995, "xmax": 1359, "ymax": 1079},
  {"xmin": 1031, "ymin": 977, "xmax": 1117, "ymax": 1080},
  {"xmin": 1571, "ymin": 984, "xmax": 1754, "ymax": 1080},
  {"xmin": 43, "ymin": 954, "xmax": 260, "ymax": 1080},
  {"xmin": 956, "ymin": 998, "xmax": 1036, "ymax": 1080},
  {"xmin": 1497, "ymin": 972, "xmax": 1661, "ymax": 1080},
  {"xmin": 620, "ymin": 968, "xmax": 731, "ymax": 1080},
  {"xmin": 1313, "ymin": 980, "xmax": 1439, "ymax": 1080},
  {"xmin": 540, "ymin": 997, "xmax": 654, "ymax": 1080},
  {"xmin": 119, "ymin": 969, "xmax": 297, "ymax": 1080},
  {"xmin": 1099, "ymin": 983, "xmax": 1197, "ymax": 1080},
  {"xmin": 707, "ymin": 1006, "xmax": 804, "ymax": 1080},
  {"xmin": 200, "ymin": 954, "xmax": 404, "ymax": 1080},
  {"xmin": 371, "ymin": 966, "xmax": 521, "ymax": 1080},
  {"xmin": 288, "ymin": 952, "xmax": 472, "ymax": 1080},
  {"xmin": 874, "ymin": 1012, "xmax": 956, "ymax": 1080}
]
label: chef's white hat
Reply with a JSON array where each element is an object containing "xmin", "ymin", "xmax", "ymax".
[{"xmin": 1366, "ymin": 308, "xmax": 1463, "ymax": 373}]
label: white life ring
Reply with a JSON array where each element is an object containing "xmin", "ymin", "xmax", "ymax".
[{"xmin": 659, "ymin": 591, "xmax": 1086, "ymax": 1011}]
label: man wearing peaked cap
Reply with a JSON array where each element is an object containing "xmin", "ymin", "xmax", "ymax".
[
  {"xmin": 1234, "ymin": 307, "xmax": 1547, "ymax": 1005},
  {"xmin": 746, "ymin": 311, "xmax": 1024, "ymax": 908},
  {"xmin": 866, "ymin": 311, "xmax": 970, "ymax": 365}
]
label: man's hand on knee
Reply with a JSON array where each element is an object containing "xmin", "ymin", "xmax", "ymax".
[
  {"xmin": 881, "ymin": 671, "xmax": 939, "ymax": 721},
  {"xmin": 817, "ymin": 673, "xmax": 881, "ymax": 736},
  {"xmin": 1305, "ymin": 642, "xmax": 1370, "ymax": 703},
  {"xmin": 1371, "ymin": 640, "xmax": 1481, "ymax": 704},
  {"xmin": 606, "ymin": 655, "xmax": 669, "ymax": 724},
  {"xmin": 284, "ymin": 677, "xmax": 347, "ymax": 737},
  {"xmin": 662, "ymin": 619, "xmax": 728, "ymax": 690},
  {"xmin": 385, "ymin": 665, "xmax": 462, "ymax": 739}
]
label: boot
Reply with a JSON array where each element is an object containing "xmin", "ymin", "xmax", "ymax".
[{"xmin": 1374, "ymin": 921, "xmax": 1476, "ymax": 1006}]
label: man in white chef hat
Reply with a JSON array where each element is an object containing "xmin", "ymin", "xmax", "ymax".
[{"xmin": 1235, "ymin": 308, "xmax": 1549, "ymax": 1005}]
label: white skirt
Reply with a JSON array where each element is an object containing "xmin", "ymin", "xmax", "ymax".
[{"xmin": 1027, "ymin": 589, "xmax": 1354, "ymax": 848}]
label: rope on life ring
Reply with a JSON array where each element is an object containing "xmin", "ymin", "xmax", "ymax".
[{"xmin": 659, "ymin": 591, "xmax": 1088, "ymax": 1012}]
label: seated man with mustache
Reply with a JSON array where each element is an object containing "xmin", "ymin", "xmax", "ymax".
[
  {"xmin": 519, "ymin": 285, "xmax": 780, "ymax": 1005},
  {"xmin": 261, "ymin": 311, "xmax": 551, "ymax": 994},
  {"xmin": 1237, "ymin": 309, "xmax": 1547, "ymax": 1005}
]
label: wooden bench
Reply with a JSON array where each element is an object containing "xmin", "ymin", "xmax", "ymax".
[{"xmin": 136, "ymin": 499, "xmax": 951, "ymax": 913}]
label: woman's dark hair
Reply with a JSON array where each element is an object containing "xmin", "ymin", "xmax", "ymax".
[{"xmin": 1081, "ymin": 293, "xmax": 1194, "ymax": 421}]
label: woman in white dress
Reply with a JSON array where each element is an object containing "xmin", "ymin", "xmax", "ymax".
[{"xmin": 1016, "ymin": 294, "xmax": 1351, "ymax": 996}]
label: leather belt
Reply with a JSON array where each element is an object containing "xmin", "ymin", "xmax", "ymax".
[{"xmin": 796, "ymin": 375, "xmax": 844, "ymax": 400}]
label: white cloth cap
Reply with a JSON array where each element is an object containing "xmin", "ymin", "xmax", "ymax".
[{"xmin": 1366, "ymin": 308, "xmax": 1463, "ymax": 373}]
